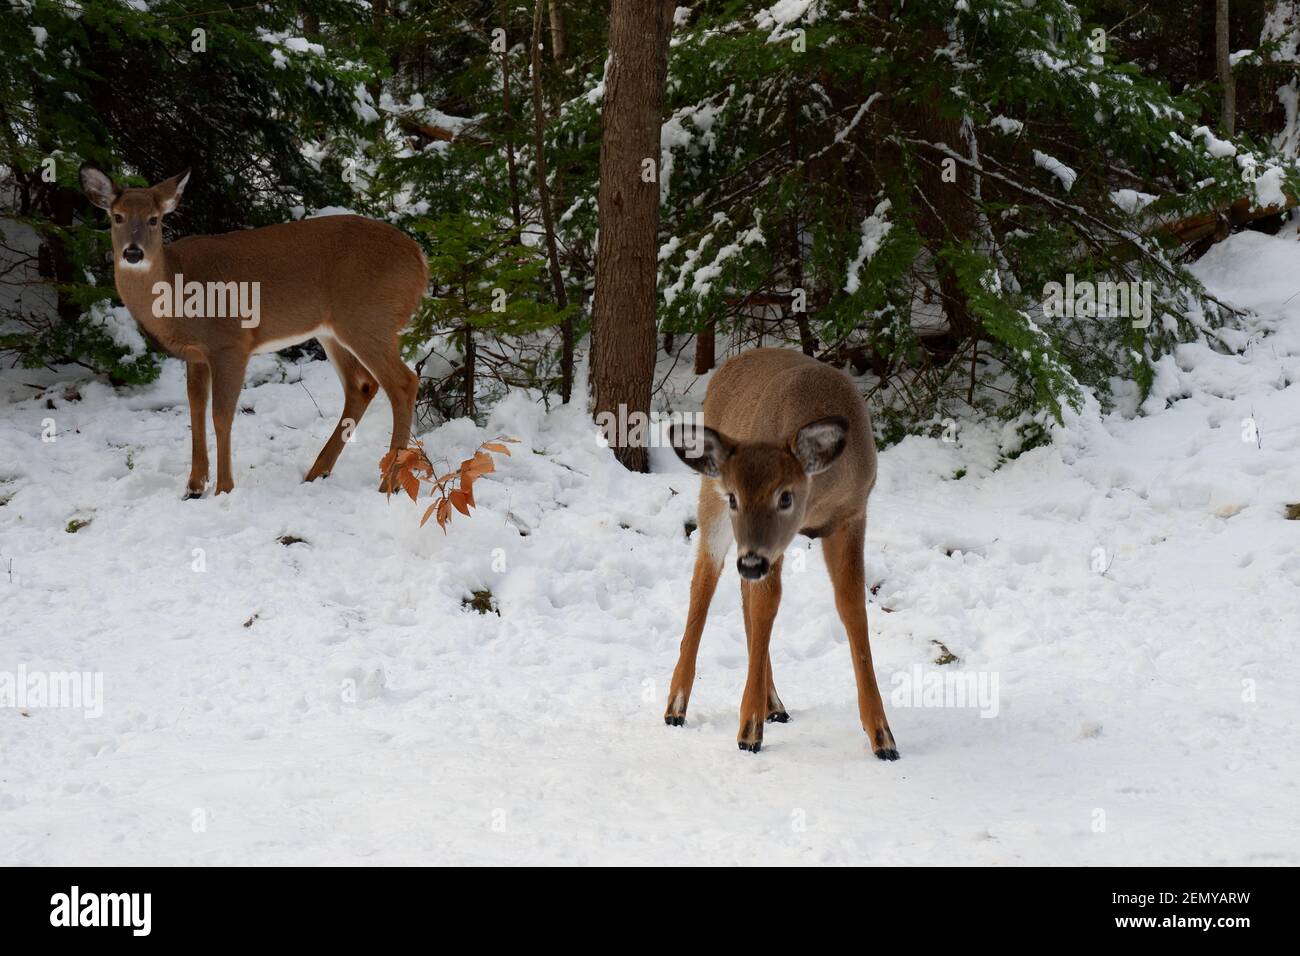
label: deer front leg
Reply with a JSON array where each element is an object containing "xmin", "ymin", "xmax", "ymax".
[
  {"xmin": 208, "ymin": 350, "xmax": 248, "ymax": 496},
  {"xmin": 824, "ymin": 517, "xmax": 898, "ymax": 760},
  {"xmin": 185, "ymin": 359, "xmax": 211, "ymax": 498},
  {"xmin": 665, "ymin": 490, "xmax": 730, "ymax": 726},
  {"xmin": 742, "ymin": 580, "xmax": 788, "ymax": 723},
  {"xmin": 737, "ymin": 555, "xmax": 782, "ymax": 753}
]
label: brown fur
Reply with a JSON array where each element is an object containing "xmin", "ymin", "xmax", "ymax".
[
  {"xmin": 80, "ymin": 166, "xmax": 426, "ymax": 496},
  {"xmin": 666, "ymin": 348, "xmax": 897, "ymax": 759}
]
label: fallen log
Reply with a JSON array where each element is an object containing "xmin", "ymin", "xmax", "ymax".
[{"xmin": 1160, "ymin": 194, "xmax": 1296, "ymax": 245}]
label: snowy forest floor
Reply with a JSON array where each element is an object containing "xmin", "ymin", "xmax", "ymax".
[{"xmin": 3, "ymin": 230, "xmax": 1300, "ymax": 865}]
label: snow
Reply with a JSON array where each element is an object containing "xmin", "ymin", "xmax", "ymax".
[
  {"xmin": 844, "ymin": 200, "xmax": 892, "ymax": 294},
  {"xmin": 1110, "ymin": 188, "xmax": 1157, "ymax": 214},
  {"xmin": 988, "ymin": 115, "xmax": 1023, "ymax": 136},
  {"xmin": 86, "ymin": 301, "xmax": 148, "ymax": 357},
  {"xmin": 1032, "ymin": 149, "xmax": 1077, "ymax": 191},
  {"xmin": 1193, "ymin": 125, "xmax": 1238, "ymax": 159},
  {"xmin": 756, "ymin": 0, "xmax": 820, "ymax": 43},
  {"xmin": 4, "ymin": 234, "xmax": 1300, "ymax": 864},
  {"xmin": 1253, "ymin": 165, "xmax": 1289, "ymax": 209}
]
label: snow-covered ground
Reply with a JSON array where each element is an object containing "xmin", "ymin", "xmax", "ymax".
[{"xmin": 3, "ymin": 231, "xmax": 1300, "ymax": 865}]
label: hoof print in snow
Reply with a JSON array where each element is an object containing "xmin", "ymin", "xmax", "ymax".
[
  {"xmin": 683, "ymin": 518, "xmax": 697, "ymax": 539},
  {"xmin": 277, "ymin": 534, "xmax": 308, "ymax": 546},
  {"xmin": 462, "ymin": 589, "xmax": 498, "ymax": 615}
]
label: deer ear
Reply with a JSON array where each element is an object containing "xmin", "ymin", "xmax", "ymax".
[
  {"xmin": 155, "ymin": 168, "xmax": 191, "ymax": 214},
  {"xmin": 671, "ymin": 423, "xmax": 734, "ymax": 479},
  {"xmin": 79, "ymin": 164, "xmax": 120, "ymax": 211},
  {"xmin": 791, "ymin": 416, "xmax": 849, "ymax": 475}
]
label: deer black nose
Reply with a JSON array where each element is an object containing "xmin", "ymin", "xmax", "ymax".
[
  {"xmin": 122, "ymin": 246, "xmax": 143, "ymax": 264},
  {"xmin": 737, "ymin": 553, "xmax": 769, "ymax": 580}
]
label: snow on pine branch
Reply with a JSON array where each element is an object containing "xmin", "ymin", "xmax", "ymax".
[
  {"xmin": 1032, "ymin": 150, "xmax": 1076, "ymax": 192},
  {"xmin": 844, "ymin": 200, "xmax": 891, "ymax": 294}
]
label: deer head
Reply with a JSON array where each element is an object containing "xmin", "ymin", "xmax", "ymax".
[
  {"xmin": 79, "ymin": 165, "xmax": 190, "ymax": 272},
  {"xmin": 672, "ymin": 417, "xmax": 848, "ymax": 580}
]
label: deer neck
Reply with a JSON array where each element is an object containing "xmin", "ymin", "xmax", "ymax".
[{"xmin": 113, "ymin": 244, "xmax": 192, "ymax": 358}]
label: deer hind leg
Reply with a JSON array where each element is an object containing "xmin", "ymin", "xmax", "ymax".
[
  {"xmin": 208, "ymin": 349, "xmax": 249, "ymax": 496},
  {"xmin": 331, "ymin": 331, "xmax": 419, "ymax": 493},
  {"xmin": 185, "ymin": 359, "xmax": 211, "ymax": 498},
  {"xmin": 737, "ymin": 555, "xmax": 783, "ymax": 753},
  {"xmin": 665, "ymin": 486, "xmax": 731, "ymax": 726},
  {"xmin": 304, "ymin": 336, "xmax": 379, "ymax": 483},
  {"xmin": 824, "ymin": 516, "xmax": 898, "ymax": 760}
]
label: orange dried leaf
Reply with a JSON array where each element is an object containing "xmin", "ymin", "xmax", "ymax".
[
  {"xmin": 401, "ymin": 472, "xmax": 420, "ymax": 502},
  {"xmin": 465, "ymin": 452, "xmax": 495, "ymax": 476},
  {"xmin": 482, "ymin": 441, "xmax": 511, "ymax": 456},
  {"xmin": 449, "ymin": 489, "xmax": 471, "ymax": 516},
  {"xmin": 420, "ymin": 502, "xmax": 437, "ymax": 527}
]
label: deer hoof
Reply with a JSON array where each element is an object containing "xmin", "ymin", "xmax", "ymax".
[
  {"xmin": 766, "ymin": 709, "xmax": 790, "ymax": 723},
  {"xmin": 664, "ymin": 692, "xmax": 688, "ymax": 727},
  {"xmin": 737, "ymin": 718, "xmax": 763, "ymax": 752},
  {"xmin": 872, "ymin": 727, "xmax": 899, "ymax": 761}
]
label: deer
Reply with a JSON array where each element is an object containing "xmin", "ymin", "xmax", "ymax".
[
  {"xmin": 78, "ymin": 164, "xmax": 427, "ymax": 497},
  {"xmin": 666, "ymin": 347, "xmax": 898, "ymax": 759}
]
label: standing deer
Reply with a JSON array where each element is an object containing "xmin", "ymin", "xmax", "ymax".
[
  {"xmin": 667, "ymin": 348, "xmax": 897, "ymax": 759},
  {"xmin": 79, "ymin": 165, "xmax": 426, "ymax": 497}
]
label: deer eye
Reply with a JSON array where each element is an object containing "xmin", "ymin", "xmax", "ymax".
[
  {"xmin": 778, "ymin": 490, "xmax": 794, "ymax": 510},
  {"xmin": 727, "ymin": 493, "xmax": 738, "ymax": 510},
  {"xmin": 148, "ymin": 216, "xmax": 158, "ymax": 227},
  {"xmin": 113, "ymin": 214, "xmax": 124, "ymax": 224}
]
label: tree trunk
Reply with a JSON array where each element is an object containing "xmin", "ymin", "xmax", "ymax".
[
  {"xmin": 531, "ymin": 0, "xmax": 573, "ymax": 403},
  {"xmin": 591, "ymin": 0, "xmax": 676, "ymax": 472},
  {"xmin": 787, "ymin": 87, "xmax": 815, "ymax": 356},
  {"xmin": 547, "ymin": 0, "xmax": 567, "ymax": 62},
  {"xmin": 909, "ymin": 24, "xmax": 979, "ymax": 348},
  {"xmin": 501, "ymin": 3, "xmax": 523, "ymax": 231},
  {"xmin": 463, "ymin": 322, "xmax": 476, "ymax": 418},
  {"xmin": 1198, "ymin": 0, "xmax": 1218, "ymax": 88},
  {"xmin": 1217, "ymin": 0, "xmax": 1235, "ymax": 135},
  {"xmin": 694, "ymin": 321, "xmax": 715, "ymax": 374}
]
